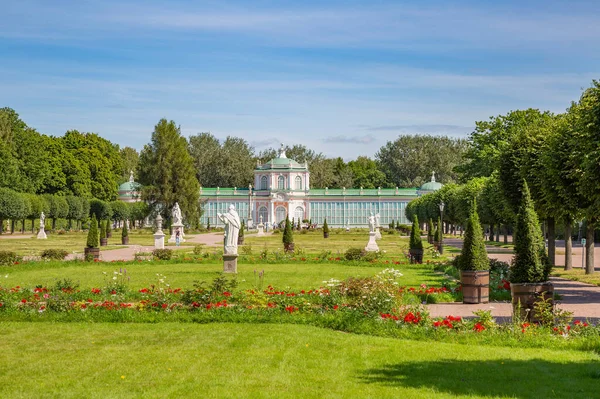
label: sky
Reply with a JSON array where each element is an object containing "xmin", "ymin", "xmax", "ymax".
[{"xmin": 2, "ymin": 0, "xmax": 600, "ymax": 159}]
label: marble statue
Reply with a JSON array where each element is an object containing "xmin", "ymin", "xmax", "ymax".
[
  {"xmin": 40, "ymin": 212, "xmax": 45, "ymax": 228},
  {"xmin": 218, "ymin": 204, "xmax": 241, "ymax": 255},
  {"xmin": 367, "ymin": 213, "xmax": 376, "ymax": 233},
  {"xmin": 172, "ymin": 202, "xmax": 182, "ymax": 225}
]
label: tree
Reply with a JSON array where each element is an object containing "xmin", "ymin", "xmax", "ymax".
[
  {"xmin": 347, "ymin": 156, "xmax": 388, "ymax": 189},
  {"xmin": 44, "ymin": 194, "xmax": 69, "ymax": 230},
  {"xmin": 0, "ymin": 188, "xmax": 24, "ymax": 234},
  {"xmin": 331, "ymin": 157, "xmax": 353, "ymax": 189},
  {"xmin": 322, "ymin": 218, "xmax": 329, "ymax": 237},
  {"xmin": 89, "ymin": 199, "xmax": 112, "ymax": 221},
  {"xmin": 409, "ymin": 215, "xmax": 423, "ymax": 250},
  {"xmin": 139, "ymin": 119, "xmax": 200, "ymax": 224},
  {"xmin": 119, "ymin": 146, "xmax": 139, "ymax": 183},
  {"xmin": 427, "ymin": 218, "xmax": 434, "ymax": 243},
  {"xmin": 65, "ymin": 195, "xmax": 84, "ymax": 230},
  {"xmin": 456, "ymin": 202, "xmax": 488, "ymax": 271},
  {"xmin": 309, "ymin": 158, "xmax": 335, "ymax": 188},
  {"xmin": 282, "ymin": 215, "xmax": 294, "ymax": 250},
  {"xmin": 257, "ymin": 143, "xmax": 324, "ymax": 165},
  {"xmin": 110, "ymin": 201, "xmax": 130, "ymax": 226},
  {"xmin": 376, "ymin": 135, "xmax": 467, "ymax": 187},
  {"xmin": 87, "ymin": 214, "xmax": 100, "ymax": 248}
]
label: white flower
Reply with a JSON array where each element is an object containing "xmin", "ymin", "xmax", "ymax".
[{"xmin": 113, "ymin": 276, "xmax": 117, "ymax": 280}]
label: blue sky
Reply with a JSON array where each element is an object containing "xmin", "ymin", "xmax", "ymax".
[{"xmin": 2, "ymin": 0, "xmax": 599, "ymax": 158}]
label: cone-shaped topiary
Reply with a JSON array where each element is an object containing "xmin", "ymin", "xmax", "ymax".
[
  {"xmin": 409, "ymin": 215, "xmax": 423, "ymax": 250},
  {"xmin": 121, "ymin": 220, "xmax": 128, "ymax": 237},
  {"xmin": 427, "ymin": 218, "xmax": 434, "ymax": 243},
  {"xmin": 510, "ymin": 182, "xmax": 551, "ymax": 283},
  {"xmin": 434, "ymin": 217, "xmax": 442, "ymax": 243},
  {"xmin": 457, "ymin": 201, "xmax": 489, "ymax": 271},
  {"xmin": 283, "ymin": 215, "xmax": 294, "ymax": 246},
  {"xmin": 297, "ymin": 218, "xmax": 301, "ymax": 230},
  {"xmin": 100, "ymin": 219, "xmax": 107, "ymax": 239},
  {"xmin": 389, "ymin": 219, "xmax": 395, "ymax": 230},
  {"xmin": 86, "ymin": 215, "xmax": 100, "ymax": 248},
  {"xmin": 239, "ymin": 220, "xmax": 245, "ymax": 238},
  {"xmin": 323, "ymin": 218, "xmax": 329, "ymax": 237},
  {"xmin": 106, "ymin": 219, "xmax": 112, "ymax": 236}
]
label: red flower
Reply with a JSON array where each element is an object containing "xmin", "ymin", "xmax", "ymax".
[
  {"xmin": 267, "ymin": 302, "xmax": 276, "ymax": 308},
  {"xmin": 20, "ymin": 299, "xmax": 27, "ymax": 303},
  {"xmin": 285, "ymin": 306, "xmax": 298, "ymax": 313},
  {"xmin": 91, "ymin": 288, "xmax": 102, "ymax": 294},
  {"xmin": 333, "ymin": 305, "xmax": 339, "ymax": 310},
  {"xmin": 473, "ymin": 323, "xmax": 485, "ymax": 332},
  {"xmin": 139, "ymin": 288, "xmax": 149, "ymax": 293},
  {"xmin": 222, "ymin": 292, "xmax": 231, "ymax": 297},
  {"xmin": 161, "ymin": 303, "xmax": 168, "ymax": 309}
]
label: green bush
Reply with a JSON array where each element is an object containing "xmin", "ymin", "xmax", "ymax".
[
  {"xmin": 434, "ymin": 217, "xmax": 442, "ymax": 243},
  {"xmin": 409, "ymin": 216, "xmax": 423, "ymax": 250},
  {"xmin": 193, "ymin": 245, "xmax": 204, "ymax": 255},
  {"xmin": 40, "ymin": 249, "xmax": 69, "ymax": 260},
  {"xmin": 427, "ymin": 218, "xmax": 434, "ymax": 242},
  {"xmin": 396, "ymin": 224, "xmax": 411, "ymax": 235},
  {"xmin": 0, "ymin": 250, "xmax": 20, "ymax": 265},
  {"xmin": 361, "ymin": 250, "xmax": 381, "ymax": 262},
  {"xmin": 345, "ymin": 247, "xmax": 363, "ymax": 261},
  {"xmin": 121, "ymin": 221, "xmax": 128, "ymax": 238},
  {"xmin": 153, "ymin": 248, "xmax": 173, "ymax": 261},
  {"xmin": 510, "ymin": 182, "xmax": 551, "ymax": 283},
  {"xmin": 100, "ymin": 219, "xmax": 107, "ymax": 239},
  {"xmin": 456, "ymin": 201, "xmax": 488, "ymax": 271},
  {"xmin": 323, "ymin": 218, "xmax": 329, "ymax": 235},
  {"xmin": 86, "ymin": 215, "xmax": 100, "ymax": 248},
  {"xmin": 283, "ymin": 216, "xmax": 294, "ymax": 246},
  {"xmin": 239, "ymin": 220, "xmax": 245, "ymax": 238}
]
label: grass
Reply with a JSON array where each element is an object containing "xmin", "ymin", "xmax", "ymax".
[
  {"xmin": 0, "ymin": 260, "xmax": 447, "ymax": 291},
  {"xmin": 1, "ymin": 322, "xmax": 599, "ymax": 398},
  {"xmin": 552, "ymin": 267, "xmax": 600, "ymax": 287}
]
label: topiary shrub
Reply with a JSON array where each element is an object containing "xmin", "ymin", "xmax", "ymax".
[
  {"xmin": 427, "ymin": 218, "xmax": 434, "ymax": 243},
  {"xmin": 86, "ymin": 215, "xmax": 100, "ymax": 248},
  {"xmin": 434, "ymin": 217, "xmax": 442, "ymax": 243},
  {"xmin": 409, "ymin": 216, "xmax": 423, "ymax": 250},
  {"xmin": 153, "ymin": 248, "xmax": 173, "ymax": 261},
  {"xmin": 0, "ymin": 250, "xmax": 21, "ymax": 265},
  {"xmin": 239, "ymin": 220, "xmax": 245, "ymax": 239},
  {"xmin": 456, "ymin": 201, "xmax": 489, "ymax": 271},
  {"xmin": 282, "ymin": 215, "xmax": 294, "ymax": 251},
  {"xmin": 121, "ymin": 221, "xmax": 128, "ymax": 238},
  {"xmin": 41, "ymin": 249, "xmax": 69, "ymax": 260},
  {"xmin": 193, "ymin": 244, "xmax": 204, "ymax": 255},
  {"xmin": 322, "ymin": 218, "xmax": 329, "ymax": 237},
  {"xmin": 100, "ymin": 219, "xmax": 107, "ymax": 239},
  {"xmin": 510, "ymin": 182, "xmax": 551, "ymax": 283},
  {"xmin": 345, "ymin": 247, "xmax": 363, "ymax": 261}
]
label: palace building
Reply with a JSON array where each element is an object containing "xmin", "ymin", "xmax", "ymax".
[{"xmin": 199, "ymin": 145, "xmax": 442, "ymax": 228}]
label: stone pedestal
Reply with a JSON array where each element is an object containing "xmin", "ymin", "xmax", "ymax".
[
  {"xmin": 257, "ymin": 223, "xmax": 265, "ymax": 236},
  {"xmin": 168, "ymin": 223, "xmax": 185, "ymax": 243},
  {"xmin": 37, "ymin": 228, "xmax": 47, "ymax": 239},
  {"xmin": 375, "ymin": 227, "xmax": 382, "ymax": 240},
  {"xmin": 223, "ymin": 254, "xmax": 238, "ymax": 273},
  {"xmin": 154, "ymin": 231, "xmax": 165, "ymax": 249},
  {"xmin": 365, "ymin": 231, "xmax": 379, "ymax": 252}
]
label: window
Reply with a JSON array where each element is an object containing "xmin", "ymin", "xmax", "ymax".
[
  {"xmin": 260, "ymin": 176, "xmax": 268, "ymax": 190},
  {"xmin": 295, "ymin": 176, "xmax": 302, "ymax": 190},
  {"xmin": 275, "ymin": 206, "xmax": 287, "ymax": 224},
  {"xmin": 259, "ymin": 206, "xmax": 268, "ymax": 223},
  {"xmin": 294, "ymin": 206, "xmax": 304, "ymax": 222},
  {"xmin": 278, "ymin": 175, "xmax": 285, "ymax": 190}
]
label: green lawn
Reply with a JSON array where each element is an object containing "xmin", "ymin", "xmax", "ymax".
[
  {"xmin": 1, "ymin": 260, "xmax": 446, "ymax": 290},
  {"xmin": 1, "ymin": 322, "xmax": 598, "ymax": 398}
]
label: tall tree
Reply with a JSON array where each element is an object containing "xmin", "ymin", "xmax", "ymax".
[
  {"xmin": 119, "ymin": 146, "xmax": 139, "ymax": 183},
  {"xmin": 138, "ymin": 119, "xmax": 200, "ymax": 224},
  {"xmin": 347, "ymin": 156, "xmax": 388, "ymax": 189},
  {"xmin": 376, "ymin": 135, "xmax": 466, "ymax": 187}
]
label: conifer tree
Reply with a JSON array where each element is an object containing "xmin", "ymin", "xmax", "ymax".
[
  {"xmin": 434, "ymin": 217, "xmax": 442, "ymax": 243},
  {"xmin": 457, "ymin": 201, "xmax": 488, "ymax": 271},
  {"xmin": 283, "ymin": 215, "xmax": 294, "ymax": 249},
  {"xmin": 427, "ymin": 218, "xmax": 434, "ymax": 243},
  {"xmin": 86, "ymin": 214, "xmax": 99, "ymax": 248},
  {"xmin": 409, "ymin": 215, "xmax": 423, "ymax": 250},
  {"xmin": 121, "ymin": 220, "xmax": 128, "ymax": 238},
  {"xmin": 322, "ymin": 218, "xmax": 329, "ymax": 237}
]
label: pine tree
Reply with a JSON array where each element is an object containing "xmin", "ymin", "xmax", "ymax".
[
  {"xmin": 106, "ymin": 219, "xmax": 112, "ymax": 237},
  {"xmin": 457, "ymin": 201, "xmax": 488, "ymax": 271},
  {"xmin": 427, "ymin": 218, "xmax": 434, "ymax": 243},
  {"xmin": 138, "ymin": 119, "xmax": 200, "ymax": 225},
  {"xmin": 409, "ymin": 215, "xmax": 423, "ymax": 250},
  {"xmin": 322, "ymin": 218, "xmax": 329, "ymax": 237},
  {"xmin": 121, "ymin": 220, "xmax": 128, "ymax": 238},
  {"xmin": 434, "ymin": 217, "xmax": 442, "ymax": 243},
  {"xmin": 510, "ymin": 182, "xmax": 551, "ymax": 283},
  {"xmin": 239, "ymin": 220, "xmax": 245, "ymax": 239},
  {"xmin": 283, "ymin": 215, "xmax": 294, "ymax": 248},
  {"xmin": 86, "ymin": 214, "xmax": 99, "ymax": 248},
  {"xmin": 100, "ymin": 219, "xmax": 107, "ymax": 239}
]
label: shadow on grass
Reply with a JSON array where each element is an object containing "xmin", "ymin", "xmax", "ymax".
[{"xmin": 359, "ymin": 359, "xmax": 600, "ymax": 397}]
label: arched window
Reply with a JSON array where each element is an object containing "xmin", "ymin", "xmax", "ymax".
[
  {"xmin": 258, "ymin": 206, "xmax": 268, "ymax": 223},
  {"xmin": 260, "ymin": 176, "xmax": 268, "ymax": 190},
  {"xmin": 275, "ymin": 206, "xmax": 287, "ymax": 224},
  {"xmin": 278, "ymin": 175, "xmax": 285, "ymax": 190},
  {"xmin": 295, "ymin": 176, "xmax": 302, "ymax": 190},
  {"xmin": 294, "ymin": 206, "xmax": 304, "ymax": 222}
]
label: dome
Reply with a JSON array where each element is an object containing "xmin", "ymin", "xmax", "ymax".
[
  {"xmin": 255, "ymin": 143, "xmax": 307, "ymax": 171},
  {"xmin": 118, "ymin": 171, "xmax": 141, "ymax": 202},
  {"xmin": 420, "ymin": 172, "xmax": 443, "ymax": 191}
]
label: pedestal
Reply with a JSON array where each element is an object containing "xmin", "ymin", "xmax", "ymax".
[
  {"xmin": 375, "ymin": 227, "xmax": 382, "ymax": 240},
  {"xmin": 168, "ymin": 223, "xmax": 185, "ymax": 243},
  {"xmin": 223, "ymin": 254, "xmax": 238, "ymax": 273},
  {"xmin": 154, "ymin": 232, "xmax": 165, "ymax": 249},
  {"xmin": 257, "ymin": 223, "xmax": 265, "ymax": 236},
  {"xmin": 365, "ymin": 231, "xmax": 379, "ymax": 252},
  {"xmin": 37, "ymin": 228, "xmax": 47, "ymax": 239}
]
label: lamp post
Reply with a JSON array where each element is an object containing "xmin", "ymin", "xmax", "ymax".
[{"xmin": 439, "ymin": 201, "xmax": 445, "ymax": 254}]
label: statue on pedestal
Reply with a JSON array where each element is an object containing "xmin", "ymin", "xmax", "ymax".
[
  {"xmin": 367, "ymin": 213, "xmax": 376, "ymax": 233},
  {"xmin": 218, "ymin": 204, "xmax": 241, "ymax": 255},
  {"xmin": 37, "ymin": 212, "xmax": 47, "ymax": 239},
  {"xmin": 172, "ymin": 202, "xmax": 182, "ymax": 226}
]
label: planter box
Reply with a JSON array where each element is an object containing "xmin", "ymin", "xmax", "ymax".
[
  {"xmin": 100, "ymin": 238, "xmax": 108, "ymax": 246},
  {"xmin": 323, "ymin": 232, "xmax": 329, "ymax": 238},
  {"xmin": 238, "ymin": 237, "xmax": 244, "ymax": 245},
  {"xmin": 284, "ymin": 243, "xmax": 295, "ymax": 253},
  {"xmin": 84, "ymin": 247, "xmax": 100, "ymax": 261},
  {"xmin": 460, "ymin": 270, "xmax": 490, "ymax": 304},
  {"xmin": 121, "ymin": 236, "xmax": 129, "ymax": 245},
  {"xmin": 511, "ymin": 282, "xmax": 554, "ymax": 322},
  {"xmin": 409, "ymin": 249, "xmax": 423, "ymax": 264}
]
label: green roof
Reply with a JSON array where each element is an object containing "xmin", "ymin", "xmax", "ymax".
[
  {"xmin": 420, "ymin": 181, "xmax": 443, "ymax": 191},
  {"xmin": 199, "ymin": 187, "xmax": 419, "ymax": 197},
  {"xmin": 200, "ymin": 188, "xmax": 250, "ymax": 196},
  {"xmin": 118, "ymin": 181, "xmax": 140, "ymax": 192}
]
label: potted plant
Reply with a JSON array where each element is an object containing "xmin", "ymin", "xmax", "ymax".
[
  {"xmin": 84, "ymin": 214, "xmax": 100, "ymax": 260},
  {"xmin": 433, "ymin": 217, "xmax": 442, "ymax": 250},
  {"xmin": 510, "ymin": 182, "xmax": 553, "ymax": 322},
  {"xmin": 238, "ymin": 220, "xmax": 245, "ymax": 245},
  {"xmin": 106, "ymin": 219, "xmax": 112, "ymax": 238},
  {"xmin": 121, "ymin": 220, "xmax": 129, "ymax": 245},
  {"xmin": 323, "ymin": 218, "xmax": 330, "ymax": 238},
  {"xmin": 99, "ymin": 219, "xmax": 108, "ymax": 246},
  {"xmin": 427, "ymin": 218, "xmax": 434, "ymax": 244},
  {"xmin": 456, "ymin": 202, "xmax": 490, "ymax": 304},
  {"xmin": 283, "ymin": 215, "xmax": 295, "ymax": 252},
  {"xmin": 409, "ymin": 215, "xmax": 424, "ymax": 264}
]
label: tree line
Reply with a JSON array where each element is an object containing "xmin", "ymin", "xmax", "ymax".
[{"xmin": 407, "ymin": 79, "xmax": 600, "ymax": 275}]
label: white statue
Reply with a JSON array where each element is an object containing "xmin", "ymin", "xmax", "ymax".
[
  {"xmin": 218, "ymin": 204, "xmax": 241, "ymax": 255},
  {"xmin": 375, "ymin": 213, "xmax": 380, "ymax": 228},
  {"xmin": 40, "ymin": 212, "xmax": 45, "ymax": 228},
  {"xmin": 172, "ymin": 202, "xmax": 182, "ymax": 225},
  {"xmin": 367, "ymin": 213, "xmax": 376, "ymax": 233}
]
